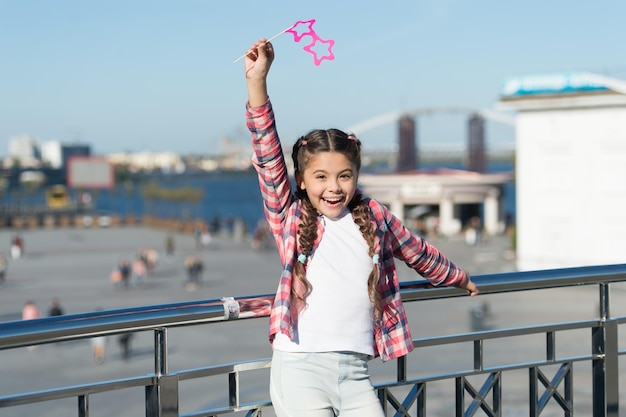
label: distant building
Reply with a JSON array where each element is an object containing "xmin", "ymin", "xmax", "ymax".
[
  {"xmin": 107, "ymin": 151, "xmax": 184, "ymax": 172},
  {"xmin": 41, "ymin": 140, "xmax": 63, "ymax": 168},
  {"xmin": 8, "ymin": 134, "xmax": 39, "ymax": 159},
  {"xmin": 42, "ymin": 142, "xmax": 91, "ymax": 174},
  {"xmin": 359, "ymin": 168, "xmax": 511, "ymax": 236},
  {"xmin": 62, "ymin": 144, "xmax": 91, "ymax": 166},
  {"xmin": 498, "ymin": 72, "xmax": 626, "ymax": 270},
  {"xmin": 7, "ymin": 134, "xmax": 40, "ymax": 168}
]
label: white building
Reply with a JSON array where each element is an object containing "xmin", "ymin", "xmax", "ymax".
[
  {"xmin": 359, "ymin": 169, "xmax": 511, "ymax": 237},
  {"xmin": 498, "ymin": 72, "xmax": 626, "ymax": 271},
  {"xmin": 8, "ymin": 134, "xmax": 38, "ymax": 158},
  {"xmin": 40, "ymin": 140, "xmax": 64, "ymax": 168},
  {"xmin": 107, "ymin": 151, "xmax": 185, "ymax": 172},
  {"xmin": 7, "ymin": 134, "xmax": 40, "ymax": 167}
]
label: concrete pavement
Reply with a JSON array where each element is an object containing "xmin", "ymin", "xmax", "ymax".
[{"xmin": 2, "ymin": 226, "xmax": 614, "ymax": 416}]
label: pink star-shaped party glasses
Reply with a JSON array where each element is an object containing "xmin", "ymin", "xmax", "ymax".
[{"xmin": 233, "ymin": 19, "xmax": 335, "ymax": 66}]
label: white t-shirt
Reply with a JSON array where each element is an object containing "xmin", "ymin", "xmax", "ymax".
[{"xmin": 273, "ymin": 209, "xmax": 375, "ymax": 356}]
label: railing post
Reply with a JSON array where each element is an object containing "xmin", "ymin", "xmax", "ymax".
[
  {"xmin": 397, "ymin": 355, "xmax": 407, "ymax": 383},
  {"xmin": 78, "ymin": 394, "xmax": 88, "ymax": 417},
  {"xmin": 154, "ymin": 328, "xmax": 168, "ymax": 377},
  {"xmin": 229, "ymin": 371, "xmax": 239, "ymax": 408},
  {"xmin": 592, "ymin": 283, "xmax": 619, "ymax": 417},
  {"xmin": 473, "ymin": 339, "xmax": 483, "ymax": 371},
  {"xmin": 603, "ymin": 320, "xmax": 619, "ymax": 417},
  {"xmin": 146, "ymin": 328, "xmax": 179, "ymax": 417}
]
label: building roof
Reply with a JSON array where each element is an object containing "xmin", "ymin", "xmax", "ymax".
[
  {"xmin": 500, "ymin": 72, "xmax": 626, "ymax": 99},
  {"xmin": 359, "ymin": 169, "xmax": 512, "ymax": 205}
]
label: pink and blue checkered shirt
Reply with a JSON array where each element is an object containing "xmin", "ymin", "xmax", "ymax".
[{"xmin": 247, "ymin": 100, "xmax": 469, "ymax": 362}]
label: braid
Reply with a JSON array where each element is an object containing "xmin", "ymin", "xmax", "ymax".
[
  {"xmin": 292, "ymin": 197, "xmax": 317, "ymax": 303},
  {"xmin": 351, "ymin": 196, "xmax": 382, "ymax": 323}
]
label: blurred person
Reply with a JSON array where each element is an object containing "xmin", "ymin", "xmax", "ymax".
[
  {"xmin": 22, "ymin": 300, "xmax": 41, "ymax": 320},
  {"xmin": 118, "ymin": 258, "xmax": 131, "ymax": 288},
  {"xmin": 194, "ymin": 227, "xmax": 202, "ymax": 249},
  {"xmin": 118, "ymin": 333, "xmax": 134, "ymax": 361},
  {"xmin": 10, "ymin": 234, "xmax": 23, "ymax": 259},
  {"xmin": 0, "ymin": 252, "xmax": 7, "ymax": 286},
  {"xmin": 22, "ymin": 300, "xmax": 41, "ymax": 351},
  {"xmin": 48, "ymin": 297, "xmax": 64, "ymax": 316},
  {"xmin": 251, "ymin": 220, "xmax": 271, "ymax": 251},
  {"xmin": 91, "ymin": 335, "xmax": 106, "ymax": 364},
  {"xmin": 91, "ymin": 307, "xmax": 106, "ymax": 364},
  {"xmin": 139, "ymin": 248, "xmax": 158, "ymax": 272},
  {"xmin": 465, "ymin": 216, "xmax": 482, "ymax": 246},
  {"xmin": 165, "ymin": 234, "xmax": 175, "ymax": 256},
  {"xmin": 201, "ymin": 229, "xmax": 212, "ymax": 248},
  {"xmin": 184, "ymin": 256, "xmax": 204, "ymax": 291},
  {"xmin": 132, "ymin": 256, "xmax": 147, "ymax": 287}
]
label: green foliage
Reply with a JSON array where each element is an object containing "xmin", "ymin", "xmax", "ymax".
[
  {"xmin": 113, "ymin": 165, "xmax": 134, "ymax": 183},
  {"xmin": 141, "ymin": 181, "xmax": 204, "ymax": 203}
]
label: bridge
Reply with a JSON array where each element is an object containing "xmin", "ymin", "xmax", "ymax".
[
  {"xmin": 346, "ymin": 106, "xmax": 515, "ymax": 134},
  {"xmin": 345, "ymin": 106, "xmax": 516, "ymax": 172}
]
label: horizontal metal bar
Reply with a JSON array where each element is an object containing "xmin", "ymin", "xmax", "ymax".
[
  {"xmin": 0, "ymin": 375, "xmax": 154, "ymax": 407},
  {"xmin": 2, "ymin": 265, "xmax": 625, "ymax": 350},
  {"xmin": 400, "ymin": 263, "xmax": 626, "ymax": 302},
  {"xmin": 174, "ymin": 358, "xmax": 271, "ymax": 381},
  {"xmin": 374, "ymin": 354, "xmax": 601, "ymax": 388},
  {"xmin": 412, "ymin": 319, "xmax": 601, "ymax": 347},
  {"xmin": 0, "ymin": 296, "xmax": 271, "ymax": 350},
  {"xmin": 180, "ymin": 401, "xmax": 271, "ymax": 417}
]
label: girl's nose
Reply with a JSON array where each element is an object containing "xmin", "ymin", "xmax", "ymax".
[{"xmin": 328, "ymin": 179, "xmax": 341, "ymax": 192}]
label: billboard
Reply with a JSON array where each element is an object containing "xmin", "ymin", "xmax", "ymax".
[{"xmin": 67, "ymin": 156, "xmax": 114, "ymax": 189}]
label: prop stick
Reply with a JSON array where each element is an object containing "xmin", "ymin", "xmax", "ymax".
[{"xmin": 232, "ymin": 25, "xmax": 294, "ymax": 64}]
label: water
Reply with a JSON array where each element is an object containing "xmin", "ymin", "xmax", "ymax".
[
  {"xmin": 102, "ymin": 171, "xmax": 266, "ymax": 232},
  {"xmin": 2, "ymin": 161, "xmax": 515, "ymax": 233}
]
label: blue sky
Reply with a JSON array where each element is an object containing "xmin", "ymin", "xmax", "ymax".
[{"xmin": 1, "ymin": 0, "xmax": 625, "ymax": 156}]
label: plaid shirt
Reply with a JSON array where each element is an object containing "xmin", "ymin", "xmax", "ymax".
[{"xmin": 247, "ymin": 100, "xmax": 469, "ymax": 362}]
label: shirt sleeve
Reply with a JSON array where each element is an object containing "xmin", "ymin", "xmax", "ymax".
[
  {"xmin": 383, "ymin": 204, "xmax": 468, "ymax": 287},
  {"xmin": 246, "ymin": 100, "xmax": 295, "ymax": 260}
]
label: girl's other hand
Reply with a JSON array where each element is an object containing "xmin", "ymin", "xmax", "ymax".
[{"xmin": 463, "ymin": 279, "xmax": 480, "ymax": 297}]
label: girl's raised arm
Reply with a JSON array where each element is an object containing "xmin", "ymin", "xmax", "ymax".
[{"xmin": 245, "ymin": 39, "xmax": 274, "ymax": 107}]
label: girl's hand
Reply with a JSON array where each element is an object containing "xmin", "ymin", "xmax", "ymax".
[
  {"xmin": 245, "ymin": 39, "xmax": 274, "ymax": 81},
  {"xmin": 458, "ymin": 270, "xmax": 479, "ymax": 296},
  {"xmin": 463, "ymin": 280, "xmax": 480, "ymax": 297}
]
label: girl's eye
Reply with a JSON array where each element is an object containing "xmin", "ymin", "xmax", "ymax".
[
  {"xmin": 341, "ymin": 173, "xmax": 353, "ymax": 179},
  {"xmin": 316, "ymin": 175, "xmax": 326, "ymax": 180}
]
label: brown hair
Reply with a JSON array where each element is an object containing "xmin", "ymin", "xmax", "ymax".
[{"xmin": 291, "ymin": 129, "xmax": 382, "ymax": 322}]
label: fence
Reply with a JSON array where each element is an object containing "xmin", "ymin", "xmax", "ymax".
[{"xmin": 1, "ymin": 264, "xmax": 625, "ymax": 416}]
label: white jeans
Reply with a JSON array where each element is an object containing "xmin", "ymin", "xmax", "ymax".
[{"xmin": 270, "ymin": 350, "xmax": 384, "ymax": 417}]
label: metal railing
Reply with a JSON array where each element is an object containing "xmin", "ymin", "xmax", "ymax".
[{"xmin": 1, "ymin": 264, "xmax": 625, "ymax": 417}]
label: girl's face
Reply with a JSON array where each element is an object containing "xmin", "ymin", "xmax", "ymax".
[{"xmin": 297, "ymin": 151, "xmax": 358, "ymax": 219}]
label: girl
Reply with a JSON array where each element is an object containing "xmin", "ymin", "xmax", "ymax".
[{"xmin": 244, "ymin": 39, "xmax": 479, "ymax": 417}]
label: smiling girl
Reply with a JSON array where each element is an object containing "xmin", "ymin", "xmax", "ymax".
[{"xmin": 244, "ymin": 38, "xmax": 479, "ymax": 417}]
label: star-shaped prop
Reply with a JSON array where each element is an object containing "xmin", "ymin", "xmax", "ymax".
[
  {"xmin": 286, "ymin": 19, "xmax": 317, "ymax": 42},
  {"xmin": 302, "ymin": 37, "xmax": 335, "ymax": 66},
  {"xmin": 233, "ymin": 19, "xmax": 335, "ymax": 66}
]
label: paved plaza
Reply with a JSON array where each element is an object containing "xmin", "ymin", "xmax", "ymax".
[
  {"xmin": 0, "ymin": 226, "xmax": 620, "ymax": 416},
  {"xmin": 0, "ymin": 225, "xmax": 518, "ymax": 323}
]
